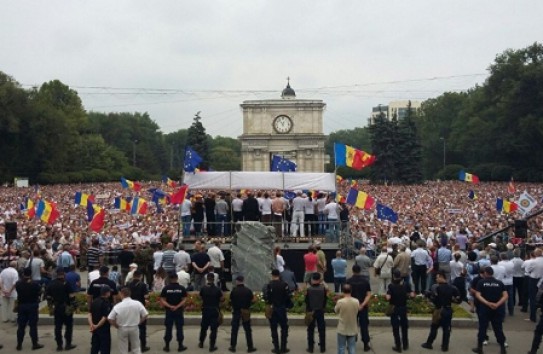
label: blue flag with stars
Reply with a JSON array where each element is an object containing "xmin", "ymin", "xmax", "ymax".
[
  {"xmin": 376, "ymin": 203, "xmax": 398, "ymax": 223},
  {"xmin": 271, "ymin": 155, "xmax": 297, "ymax": 172},
  {"xmin": 184, "ymin": 146, "xmax": 203, "ymax": 172}
]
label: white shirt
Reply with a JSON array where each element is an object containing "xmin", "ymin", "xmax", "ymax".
[
  {"xmin": 292, "ymin": 197, "xmax": 306, "ymax": 212},
  {"xmin": 527, "ymin": 257, "xmax": 543, "ymax": 279},
  {"xmin": 260, "ymin": 198, "xmax": 273, "ymax": 215},
  {"xmin": 153, "ymin": 251, "xmax": 163, "ymax": 271},
  {"xmin": 176, "ymin": 270, "xmax": 191, "ymax": 288},
  {"xmin": 207, "ymin": 246, "xmax": 225, "ymax": 268},
  {"xmin": 498, "ymin": 260, "xmax": 514, "ymax": 286},
  {"xmin": 276, "ymin": 255, "xmax": 285, "ymax": 273},
  {"xmin": 173, "ymin": 250, "xmax": 192, "ymax": 272},
  {"xmin": 511, "ymin": 257, "xmax": 525, "ymax": 278},
  {"xmin": 108, "ymin": 297, "xmax": 148, "ymax": 327},
  {"xmin": 0, "ymin": 267, "xmax": 18, "ymax": 298},
  {"xmin": 324, "ymin": 202, "xmax": 339, "ymax": 219},
  {"xmin": 180, "ymin": 199, "xmax": 192, "ymax": 217},
  {"xmin": 491, "ymin": 264, "xmax": 506, "ymax": 283},
  {"xmin": 88, "ymin": 270, "xmax": 100, "ymax": 284},
  {"xmin": 231, "ymin": 198, "xmax": 243, "ymax": 212},
  {"xmin": 449, "ymin": 260, "xmax": 464, "ymax": 282},
  {"xmin": 304, "ymin": 199, "xmax": 315, "ymax": 215}
]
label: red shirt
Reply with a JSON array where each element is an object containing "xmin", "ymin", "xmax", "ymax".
[{"xmin": 304, "ymin": 253, "xmax": 318, "ymax": 272}]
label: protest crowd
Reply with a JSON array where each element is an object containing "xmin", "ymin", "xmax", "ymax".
[{"xmin": 0, "ymin": 179, "xmax": 543, "ymax": 354}]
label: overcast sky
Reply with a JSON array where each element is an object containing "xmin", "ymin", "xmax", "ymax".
[{"xmin": 1, "ymin": 1, "xmax": 541, "ymax": 137}]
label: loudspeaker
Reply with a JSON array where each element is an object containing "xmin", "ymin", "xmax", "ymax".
[
  {"xmin": 514, "ymin": 220, "xmax": 528, "ymax": 238},
  {"xmin": 5, "ymin": 222, "xmax": 17, "ymax": 241}
]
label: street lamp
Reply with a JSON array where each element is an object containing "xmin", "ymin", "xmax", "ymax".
[
  {"xmin": 440, "ymin": 137, "xmax": 446, "ymax": 169},
  {"xmin": 132, "ymin": 139, "xmax": 138, "ymax": 167}
]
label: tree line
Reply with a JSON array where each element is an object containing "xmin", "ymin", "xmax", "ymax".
[{"xmin": 0, "ymin": 43, "xmax": 542, "ymax": 184}]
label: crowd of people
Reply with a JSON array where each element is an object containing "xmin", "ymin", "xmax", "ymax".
[{"xmin": 0, "ymin": 180, "xmax": 542, "ymax": 353}]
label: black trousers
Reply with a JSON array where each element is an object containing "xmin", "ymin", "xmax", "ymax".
[
  {"xmin": 139, "ymin": 319, "xmax": 147, "ymax": 347},
  {"xmin": 54, "ymin": 306, "xmax": 74, "ymax": 347},
  {"xmin": 164, "ymin": 311, "xmax": 184, "ymax": 345},
  {"xmin": 199, "ymin": 308, "xmax": 219, "ymax": 347},
  {"xmin": 412, "ymin": 264, "xmax": 427, "ymax": 294},
  {"xmin": 90, "ymin": 326, "xmax": 111, "ymax": 354},
  {"xmin": 477, "ymin": 306, "xmax": 506, "ymax": 346},
  {"xmin": 390, "ymin": 305, "xmax": 409, "ymax": 349},
  {"xmin": 426, "ymin": 307, "xmax": 452, "ymax": 349},
  {"xmin": 17, "ymin": 303, "xmax": 39, "ymax": 346},
  {"xmin": 307, "ymin": 309, "xmax": 326, "ymax": 350},
  {"xmin": 269, "ymin": 306, "xmax": 289, "ymax": 351},
  {"xmin": 358, "ymin": 307, "xmax": 370, "ymax": 345},
  {"xmin": 230, "ymin": 310, "xmax": 254, "ymax": 349},
  {"xmin": 530, "ymin": 310, "xmax": 543, "ymax": 353},
  {"xmin": 513, "ymin": 276, "xmax": 524, "ymax": 306}
]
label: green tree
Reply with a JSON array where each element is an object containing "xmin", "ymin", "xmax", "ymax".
[
  {"xmin": 209, "ymin": 136, "xmax": 241, "ymax": 170},
  {"xmin": 369, "ymin": 109, "xmax": 398, "ymax": 183},
  {"xmin": 186, "ymin": 112, "xmax": 210, "ymax": 167},
  {"xmin": 396, "ymin": 101, "xmax": 423, "ymax": 184}
]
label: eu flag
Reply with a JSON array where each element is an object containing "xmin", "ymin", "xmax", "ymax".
[
  {"xmin": 376, "ymin": 203, "xmax": 398, "ymax": 223},
  {"xmin": 271, "ymin": 155, "xmax": 297, "ymax": 172},
  {"xmin": 184, "ymin": 146, "xmax": 203, "ymax": 172}
]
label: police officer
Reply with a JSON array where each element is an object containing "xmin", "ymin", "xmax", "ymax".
[
  {"xmin": 347, "ymin": 264, "xmax": 372, "ymax": 352},
  {"xmin": 472, "ymin": 267, "xmax": 508, "ymax": 354},
  {"xmin": 127, "ymin": 270, "xmax": 150, "ymax": 352},
  {"xmin": 46, "ymin": 267, "xmax": 77, "ymax": 351},
  {"xmin": 159, "ymin": 272, "xmax": 188, "ymax": 352},
  {"xmin": 421, "ymin": 270, "xmax": 461, "ymax": 352},
  {"xmin": 264, "ymin": 269, "xmax": 292, "ymax": 354},
  {"xmin": 87, "ymin": 266, "xmax": 118, "ymax": 311},
  {"xmin": 89, "ymin": 286, "xmax": 113, "ymax": 354},
  {"xmin": 528, "ymin": 281, "xmax": 543, "ymax": 354},
  {"xmin": 15, "ymin": 268, "xmax": 44, "ymax": 350},
  {"xmin": 305, "ymin": 272, "xmax": 327, "ymax": 353},
  {"xmin": 199, "ymin": 273, "xmax": 224, "ymax": 352},
  {"xmin": 228, "ymin": 275, "xmax": 256, "ymax": 353}
]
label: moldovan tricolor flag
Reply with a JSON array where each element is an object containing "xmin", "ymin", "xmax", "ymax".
[
  {"xmin": 120, "ymin": 177, "xmax": 142, "ymax": 192},
  {"xmin": 130, "ymin": 197, "xmax": 148, "ymax": 215},
  {"xmin": 517, "ymin": 191, "xmax": 537, "ymax": 216},
  {"xmin": 496, "ymin": 198, "xmax": 518, "ymax": 214},
  {"xmin": 87, "ymin": 201, "xmax": 105, "ymax": 232},
  {"xmin": 346, "ymin": 188, "xmax": 375, "ymax": 210},
  {"xmin": 35, "ymin": 200, "xmax": 60, "ymax": 224},
  {"xmin": 459, "ymin": 170, "xmax": 480, "ymax": 184}
]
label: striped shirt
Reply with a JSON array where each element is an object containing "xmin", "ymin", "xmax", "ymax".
[
  {"xmin": 161, "ymin": 250, "xmax": 176, "ymax": 272},
  {"xmin": 86, "ymin": 247, "xmax": 103, "ymax": 267}
]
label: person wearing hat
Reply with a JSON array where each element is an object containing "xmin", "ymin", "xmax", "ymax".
[
  {"xmin": 386, "ymin": 269, "xmax": 415, "ymax": 353},
  {"xmin": 199, "ymin": 273, "xmax": 224, "ymax": 352},
  {"xmin": 159, "ymin": 272, "xmax": 188, "ymax": 352},
  {"xmin": 124, "ymin": 263, "xmax": 138, "ymax": 285},
  {"xmin": 229, "ymin": 275, "xmax": 256, "ymax": 353},
  {"xmin": 471, "ymin": 267, "xmax": 508, "ymax": 354},
  {"xmin": 127, "ymin": 270, "xmax": 150, "ymax": 352},
  {"xmin": 304, "ymin": 272, "xmax": 327, "ymax": 353},
  {"xmin": 87, "ymin": 266, "xmax": 118, "ymax": 311},
  {"xmin": 264, "ymin": 269, "xmax": 291, "ymax": 354},
  {"xmin": 89, "ymin": 285, "xmax": 113, "ymax": 354},
  {"xmin": 15, "ymin": 268, "xmax": 44, "ymax": 350},
  {"xmin": 108, "ymin": 287, "xmax": 149, "ymax": 354},
  {"xmin": 45, "ymin": 267, "xmax": 77, "ymax": 351},
  {"xmin": 421, "ymin": 270, "xmax": 461, "ymax": 352}
]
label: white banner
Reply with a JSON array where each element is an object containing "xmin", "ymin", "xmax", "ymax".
[{"xmin": 518, "ymin": 190, "xmax": 537, "ymax": 216}]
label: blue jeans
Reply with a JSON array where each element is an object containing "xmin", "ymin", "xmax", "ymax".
[
  {"xmin": 337, "ymin": 333, "xmax": 356, "ymax": 354},
  {"xmin": 216, "ymin": 214, "xmax": 229, "ymax": 236},
  {"xmin": 334, "ymin": 277, "xmax": 346, "ymax": 293},
  {"xmin": 181, "ymin": 215, "xmax": 191, "ymax": 236},
  {"xmin": 318, "ymin": 213, "xmax": 327, "ymax": 235},
  {"xmin": 327, "ymin": 219, "xmax": 339, "ymax": 242}
]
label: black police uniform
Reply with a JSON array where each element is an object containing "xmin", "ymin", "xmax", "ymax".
[
  {"xmin": 423, "ymin": 282, "xmax": 460, "ymax": 351},
  {"xmin": 305, "ymin": 283, "xmax": 327, "ymax": 353},
  {"xmin": 128, "ymin": 279, "xmax": 150, "ymax": 350},
  {"xmin": 347, "ymin": 274, "xmax": 372, "ymax": 350},
  {"xmin": 264, "ymin": 278, "xmax": 291, "ymax": 353},
  {"xmin": 387, "ymin": 280, "xmax": 412, "ymax": 352},
  {"xmin": 46, "ymin": 277, "xmax": 75, "ymax": 350},
  {"xmin": 199, "ymin": 281, "xmax": 223, "ymax": 350},
  {"xmin": 87, "ymin": 276, "xmax": 118, "ymax": 302},
  {"xmin": 90, "ymin": 296, "xmax": 112, "ymax": 354},
  {"xmin": 229, "ymin": 283, "xmax": 255, "ymax": 351},
  {"xmin": 15, "ymin": 277, "xmax": 42, "ymax": 349},
  {"xmin": 528, "ymin": 288, "xmax": 543, "ymax": 354},
  {"xmin": 159, "ymin": 282, "xmax": 188, "ymax": 351},
  {"xmin": 474, "ymin": 276, "xmax": 507, "ymax": 353}
]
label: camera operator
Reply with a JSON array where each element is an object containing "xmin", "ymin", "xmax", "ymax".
[{"xmin": 421, "ymin": 270, "xmax": 460, "ymax": 352}]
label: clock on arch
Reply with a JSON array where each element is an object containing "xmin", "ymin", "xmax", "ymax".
[{"xmin": 273, "ymin": 115, "xmax": 293, "ymax": 134}]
